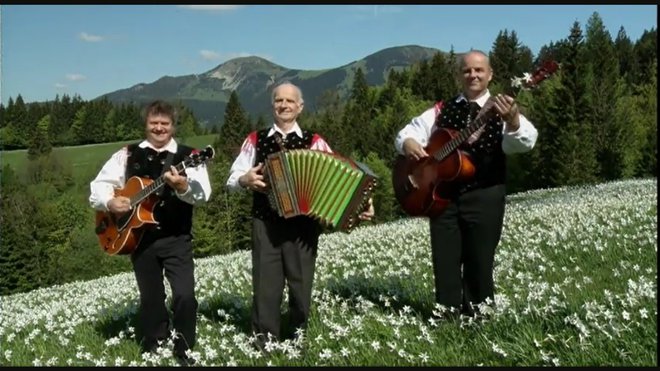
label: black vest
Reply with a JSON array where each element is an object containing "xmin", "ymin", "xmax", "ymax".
[
  {"xmin": 125, "ymin": 143, "xmax": 195, "ymax": 237},
  {"xmin": 252, "ymin": 129, "xmax": 314, "ymax": 220},
  {"xmin": 436, "ymin": 97, "xmax": 506, "ymax": 193}
]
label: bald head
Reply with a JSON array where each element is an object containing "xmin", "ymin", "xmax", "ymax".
[
  {"xmin": 459, "ymin": 50, "xmax": 493, "ymax": 100},
  {"xmin": 271, "ymin": 81, "xmax": 304, "ymax": 127},
  {"xmin": 459, "ymin": 50, "xmax": 491, "ymax": 71},
  {"xmin": 271, "ymin": 82, "xmax": 304, "ymax": 105}
]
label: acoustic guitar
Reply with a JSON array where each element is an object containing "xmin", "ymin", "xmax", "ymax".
[
  {"xmin": 95, "ymin": 145, "xmax": 215, "ymax": 255},
  {"xmin": 392, "ymin": 60, "xmax": 559, "ymax": 218}
]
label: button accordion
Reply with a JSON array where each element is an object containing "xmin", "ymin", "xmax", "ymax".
[{"xmin": 264, "ymin": 149, "xmax": 377, "ymax": 231}]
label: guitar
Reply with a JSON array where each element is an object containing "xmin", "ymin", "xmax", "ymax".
[
  {"xmin": 392, "ymin": 60, "xmax": 559, "ymax": 218},
  {"xmin": 95, "ymin": 145, "xmax": 215, "ymax": 255}
]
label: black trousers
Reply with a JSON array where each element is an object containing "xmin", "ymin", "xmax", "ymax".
[
  {"xmin": 429, "ymin": 184, "xmax": 506, "ymax": 315},
  {"xmin": 131, "ymin": 233, "xmax": 197, "ymax": 355},
  {"xmin": 251, "ymin": 216, "xmax": 321, "ymax": 340}
]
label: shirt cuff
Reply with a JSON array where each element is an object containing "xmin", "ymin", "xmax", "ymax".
[{"xmin": 176, "ymin": 184, "xmax": 192, "ymax": 197}]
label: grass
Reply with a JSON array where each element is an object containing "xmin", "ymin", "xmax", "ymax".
[
  {"xmin": 0, "ymin": 134, "xmax": 217, "ymax": 178},
  {"xmin": 0, "ymin": 178, "xmax": 656, "ymax": 366}
]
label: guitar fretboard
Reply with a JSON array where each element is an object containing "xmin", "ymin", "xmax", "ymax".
[
  {"xmin": 129, "ymin": 161, "xmax": 188, "ymax": 207},
  {"xmin": 433, "ymin": 113, "xmax": 491, "ymax": 162}
]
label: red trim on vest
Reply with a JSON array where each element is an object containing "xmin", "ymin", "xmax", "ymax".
[
  {"xmin": 433, "ymin": 100, "xmax": 444, "ymax": 117},
  {"xmin": 311, "ymin": 133, "xmax": 325, "ymax": 146},
  {"xmin": 247, "ymin": 131, "xmax": 258, "ymax": 145}
]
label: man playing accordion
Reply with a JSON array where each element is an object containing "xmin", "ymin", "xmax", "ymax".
[{"xmin": 226, "ymin": 81, "xmax": 374, "ymax": 352}]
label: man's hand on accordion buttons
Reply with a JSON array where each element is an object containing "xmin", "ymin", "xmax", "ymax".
[
  {"xmin": 359, "ymin": 197, "xmax": 375, "ymax": 221},
  {"xmin": 241, "ymin": 163, "xmax": 268, "ymax": 193}
]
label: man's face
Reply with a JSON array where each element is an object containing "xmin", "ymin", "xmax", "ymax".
[
  {"xmin": 145, "ymin": 113, "xmax": 174, "ymax": 148},
  {"xmin": 272, "ymin": 85, "xmax": 303, "ymax": 124},
  {"xmin": 460, "ymin": 52, "xmax": 493, "ymax": 98}
]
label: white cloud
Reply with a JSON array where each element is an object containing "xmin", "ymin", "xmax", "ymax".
[
  {"xmin": 200, "ymin": 50, "xmax": 222, "ymax": 61},
  {"xmin": 66, "ymin": 74, "xmax": 86, "ymax": 82},
  {"xmin": 79, "ymin": 32, "xmax": 104, "ymax": 42},
  {"xmin": 54, "ymin": 83, "xmax": 67, "ymax": 89},
  {"xmin": 177, "ymin": 5, "xmax": 243, "ymax": 11}
]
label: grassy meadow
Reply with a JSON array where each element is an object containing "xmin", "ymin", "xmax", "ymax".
[
  {"xmin": 0, "ymin": 134, "xmax": 217, "ymax": 179},
  {"xmin": 0, "ymin": 178, "xmax": 656, "ymax": 366}
]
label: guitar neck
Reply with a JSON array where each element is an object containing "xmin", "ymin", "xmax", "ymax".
[
  {"xmin": 433, "ymin": 113, "xmax": 491, "ymax": 161},
  {"xmin": 130, "ymin": 161, "xmax": 188, "ymax": 207}
]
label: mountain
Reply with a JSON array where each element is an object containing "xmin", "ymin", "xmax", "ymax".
[{"xmin": 98, "ymin": 45, "xmax": 443, "ymax": 128}]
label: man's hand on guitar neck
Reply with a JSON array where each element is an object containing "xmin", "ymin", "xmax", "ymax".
[
  {"xmin": 402, "ymin": 138, "xmax": 429, "ymax": 161},
  {"xmin": 490, "ymin": 94, "xmax": 520, "ymax": 132},
  {"xmin": 164, "ymin": 165, "xmax": 190, "ymax": 194}
]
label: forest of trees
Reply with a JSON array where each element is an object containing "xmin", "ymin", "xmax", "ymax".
[{"xmin": 0, "ymin": 14, "xmax": 657, "ymax": 296}]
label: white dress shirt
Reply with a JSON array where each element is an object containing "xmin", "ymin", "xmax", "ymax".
[
  {"xmin": 226, "ymin": 122, "xmax": 332, "ymax": 191},
  {"xmin": 89, "ymin": 138, "xmax": 212, "ymax": 211},
  {"xmin": 394, "ymin": 90, "xmax": 538, "ymax": 155}
]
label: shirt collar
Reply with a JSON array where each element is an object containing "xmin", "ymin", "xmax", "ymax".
[
  {"xmin": 267, "ymin": 122, "xmax": 303, "ymax": 138},
  {"xmin": 455, "ymin": 90, "xmax": 491, "ymax": 108},
  {"xmin": 138, "ymin": 138, "xmax": 178, "ymax": 153}
]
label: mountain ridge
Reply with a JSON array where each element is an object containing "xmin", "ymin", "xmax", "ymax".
[{"xmin": 98, "ymin": 44, "xmax": 445, "ymax": 127}]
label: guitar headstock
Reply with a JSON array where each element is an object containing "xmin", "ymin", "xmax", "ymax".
[
  {"xmin": 186, "ymin": 145, "xmax": 215, "ymax": 167},
  {"xmin": 511, "ymin": 60, "xmax": 560, "ymax": 91}
]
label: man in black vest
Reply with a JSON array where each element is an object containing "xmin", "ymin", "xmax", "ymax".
[
  {"xmin": 394, "ymin": 50, "xmax": 538, "ymax": 318},
  {"xmin": 226, "ymin": 82, "xmax": 374, "ymax": 351},
  {"xmin": 89, "ymin": 100, "xmax": 212, "ymax": 366}
]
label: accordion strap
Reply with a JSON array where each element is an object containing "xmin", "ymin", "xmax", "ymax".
[{"xmin": 274, "ymin": 132, "xmax": 288, "ymax": 152}]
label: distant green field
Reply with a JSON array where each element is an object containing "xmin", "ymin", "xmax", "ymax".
[{"xmin": 0, "ymin": 134, "xmax": 217, "ymax": 178}]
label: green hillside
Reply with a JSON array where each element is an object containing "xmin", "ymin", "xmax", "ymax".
[{"xmin": 1, "ymin": 134, "xmax": 217, "ymax": 178}]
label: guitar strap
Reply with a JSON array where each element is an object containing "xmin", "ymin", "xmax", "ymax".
[{"xmin": 467, "ymin": 101, "xmax": 486, "ymax": 144}]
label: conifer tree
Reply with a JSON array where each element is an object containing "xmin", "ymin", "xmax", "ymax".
[
  {"xmin": 490, "ymin": 29, "xmax": 534, "ymax": 91},
  {"xmin": 614, "ymin": 26, "xmax": 635, "ymax": 87},
  {"xmin": 27, "ymin": 114, "xmax": 53, "ymax": 160},
  {"xmin": 630, "ymin": 28, "xmax": 657, "ymax": 86},
  {"xmin": 584, "ymin": 12, "xmax": 626, "ymax": 180},
  {"xmin": 214, "ymin": 91, "xmax": 251, "ymax": 161},
  {"xmin": 341, "ymin": 68, "xmax": 374, "ymax": 157},
  {"xmin": 4, "ymin": 95, "xmax": 29, "ymax": 148}
]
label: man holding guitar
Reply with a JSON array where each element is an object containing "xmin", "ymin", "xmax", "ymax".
[
  {"xmin": 394, "ymin": 50, "xmax": 538, "ymax": 318},
  {"xmin": 89, "ymin": 100, "xmax": 212, "ymax": 365}
]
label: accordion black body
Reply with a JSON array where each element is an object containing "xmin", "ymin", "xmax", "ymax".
[{"xmin": 264, "ymin": 149, "xmax": 377, "ymax": 231}]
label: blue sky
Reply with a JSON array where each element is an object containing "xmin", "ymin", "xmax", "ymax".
[{"xmin": 1, "ymin": 4, "xmax": 656, "ymax": 105}]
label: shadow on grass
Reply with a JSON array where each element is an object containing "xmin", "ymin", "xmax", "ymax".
[
  {"xmin": 322, "ymin": 274, "xmax": 438, "ymax": 320},
  {"xmin": 197, "ymin": 291, "xmax": 307, "ymax": 341},
  {"xmin": 197, "ymin": 292, "xmax": 253, "ymax": 335},
  {"xmin": 92, "ymin": 293, "xmax": 257, "ymax": 347},
  {"xmin": 93, "ymin": 299, "xmax": 142, "ymax": 344}
]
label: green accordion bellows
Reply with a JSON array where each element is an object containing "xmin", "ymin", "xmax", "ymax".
[{"xmin": 264, "ymin": 149, "xmax": 378, "ymax": 232}]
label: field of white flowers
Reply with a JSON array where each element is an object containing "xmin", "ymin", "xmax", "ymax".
[{"xmin": 0, "ymin": 178, "xmax": 656, "ymax": 366}]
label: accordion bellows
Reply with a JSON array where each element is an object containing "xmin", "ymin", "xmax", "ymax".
[{"xmin": 264, "ymin": 149, "xmax": 377, "ymax": 231}]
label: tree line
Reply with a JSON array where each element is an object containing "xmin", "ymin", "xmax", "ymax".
[{"xmin": 0, "ymin": 13, "xmax": 656, "ymax": 296}]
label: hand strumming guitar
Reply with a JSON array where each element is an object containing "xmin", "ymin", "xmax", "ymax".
[
  {"xmin": 402, "ymin": 138, "xmax": 429, "ymax": 161},
  {"xmin": 107, "ymin": 196, "xmax": 131, "ymax": 214}
]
